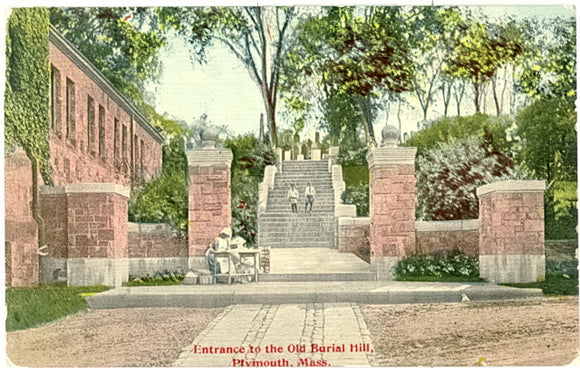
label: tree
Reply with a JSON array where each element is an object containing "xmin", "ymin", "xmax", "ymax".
[
  {"xmin": 226, "ymin": 135, "xmax": 275, "ymax": 245},
  {"xmin": 442, "ymin": 12, "xmax": 524, "ymax": 114},
  {"xmin": 517, "ymin": 16, "xmax": 576, "ymax": 102},
  {"xmin": 157, "ymin": 7, "xmax": 299, "ymax": 148},
  {"xmin": 416, "ymin": 136, "xmax": 517, "ymax": 221},
  {"xmin": 402, "ymin": 114, "xmax": 512, "ymax": 157},
  {"xmin": 515, "ymin": 97, "xmax": 576, "ymax": 185},
  {"xmin": 128, "ymin": 137, "xmax": 189, "ymax": 232}
]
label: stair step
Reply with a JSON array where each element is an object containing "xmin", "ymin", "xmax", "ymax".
[
  {"xmin": 259, "ymin": 273, "xmax": 375, "ymax": 282},
  {"xmin": 260, "ymin": 241, "xmax": 334, "ymax": 248}
]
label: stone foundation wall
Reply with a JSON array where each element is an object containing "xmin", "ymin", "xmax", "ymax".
[
  {"xmin": 338, "ymin": 217, "xmax": 370, "ymax": 253},
  {"xmin": 415, "ymin": 220, "xmax": 480, "ymax": 257},
  {"xmin": 127, "ymin": 222, "xmax": 188, "ymax": 276},
  {"xmin": 5, "ymin": 149, "xmax": 39, "ymax": 287}
]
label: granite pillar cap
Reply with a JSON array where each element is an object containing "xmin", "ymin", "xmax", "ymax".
[{"xmin": 476, "ymin": 180, "xmax": 546, "ymax": 198}]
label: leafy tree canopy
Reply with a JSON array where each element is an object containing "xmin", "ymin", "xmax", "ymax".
[
  {"xmin": 402, "ymin": 113, "xmax": 512, "ymax": 157},
  {"xmin": 515, "ymin": 97, "xmax": 576, "ymax": 185}
]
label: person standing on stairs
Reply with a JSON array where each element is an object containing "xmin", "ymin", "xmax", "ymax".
[
  {"xmin": 288, "ymin": 183, "xmax": 299, "ymax": 213},
  {"xmin": 304, "ymin": 181, "xmax": 316, "ymax": 213}
]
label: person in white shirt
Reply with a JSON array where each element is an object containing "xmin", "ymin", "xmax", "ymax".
[
  {"xmin": 287, "ymin": 183, "xmax": 299, "ymax": 213},
  {"xmin": 304, "ymin": 181, "xmax": 316, "ymax": 213}
]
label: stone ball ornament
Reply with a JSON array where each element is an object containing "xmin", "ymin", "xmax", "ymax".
[
  {"xmin": 381, "ymin": 124, "xmax": 399, "ymax": 147},
  {"xmin": 201, "ymin": 127, "xmax": 218, "ymax": 148}
]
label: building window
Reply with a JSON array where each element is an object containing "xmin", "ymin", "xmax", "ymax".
[
  {"xmin": 114, "ymin": 118, "xmax": 119, "ymax": 161},
  {"xmin": 87, "ymin": 95, "xmax": 95, "ymax": 155},
  {"xmin": 133, "ymin": 134, "xmax": 139, "ymax": 174},
  {"xmin": 122, "ymin": 124, "xmax": 128, "ymax": 161},
  {"xmin": 98, "ymin": 105, "xmax": 105, "ymax": 159},
  {"xmin": 140, "ymin": 139, "xmax": 145, "ymax": 176},
  {"xmin": 65, "ymin": 78, "xmax": 75, "ymax": 143},
  {"xmin": 50, "ymin": 65, "xmax": 61, "ymax": 133}
]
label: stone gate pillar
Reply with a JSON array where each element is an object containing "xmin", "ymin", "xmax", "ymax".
[
  {"xmin": 366, "ymin": 125, "xmax": 417, "ymax": 280},
  {"xmin": 64, "ymin": 183, "xmax": 130, "ymax": 287},
  {"xmin": 187, "ymin": 129, "xmax": 233, "ymax": 270},
  {"xmin": 477, "ymin": 180, "xmax": 546, "ymax": 283}
]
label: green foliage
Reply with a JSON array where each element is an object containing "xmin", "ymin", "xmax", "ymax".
[
  {"xmin": 342, "ymin": 166, "xmax": 369, "ymax": 187},
  {"xmin": 394, "ymin": 252, "xmax": 480, "ymax": 281},
  {"xmin": 5, "ymin": 8, "xmax": 51, "ymax": 181},
  {"xmin": 517, "ymin": 16, "xmax": 576, "ymax": 101},
  {"xmin": 515, "ymin": 97, "xmax": 576, "ymax": 184},
  {"xmin": 49, "ymin": 8, "xmax": 183, "ymax": 138},
  {"xmin": 338, "ymin": 145, "xmax": 368, "ymax": 167},
  {"xmin": 226, "ymin": 134, "xmax": 275, "ymax": 246},
  {"xmin": 50, "ymin": 8, "xmax": 164, "ymax": 92},
  {"xmin": 126, "ymin": 270, "xmax": 184, "ymax": 286},
  {"xmin": 402, "ymin": 113, "xmax": 512, "ymax": 157},
  {"xmin": 6, "ymin": 283, "xmax": 109, "ymax": 332},
  {"xmin": 442, "ymin": 11, "xmax": 524, "ymax": 112},
  {"xmin": 128, "ymin": 137, "xmax": 188, "ymax": 233},
  {"xmin": 416, "ymin": 135, "xmax": 517, "ymax": 220},
  {"xmin": 502, "ymin": 273, "xmax": 578, "ymax": 296},
  {"xmin": 341, "ymin": 183, "xmax": 369, "ymax": 217},
  {"xmin": 515, "ymin": 97, "xmax": 577, "ymax": 239}
]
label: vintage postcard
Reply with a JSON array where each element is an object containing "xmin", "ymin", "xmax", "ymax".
[{"xmin": 3, "ymin": 2, "xmax": 578, "ymax": 367}]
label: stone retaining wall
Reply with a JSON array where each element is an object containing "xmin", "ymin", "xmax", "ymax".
[
  {"xmin": 415, "ymin": 220, "xmax": 480, "ymax": 257},
  {"xmin": 338, "ymin": 217, "xmax": 370, "ymax": 253},
  {"xmin": 128, "ymin": 223, "xmax": 188, "ymax": 276}
]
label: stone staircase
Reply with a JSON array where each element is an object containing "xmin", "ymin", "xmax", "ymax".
[{"xmin": 259, "ymin": 160, "xmax": 335, "ymax": 248}]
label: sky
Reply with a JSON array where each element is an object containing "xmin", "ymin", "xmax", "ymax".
[{"xmin": 144, "ymin": 4, "xmax": 576, "ymax": 142}]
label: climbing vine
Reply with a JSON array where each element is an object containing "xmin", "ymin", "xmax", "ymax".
[{"xmin": 5, "ymin": 7, "xmax": 52, "ymax": 182}]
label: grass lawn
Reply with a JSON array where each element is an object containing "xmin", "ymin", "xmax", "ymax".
[
  {"xmin": 502, "ymin": 272, "xmax": 578, "ymax": 296},
  {"xmin": 6, "ymin": 283, "xmax": 109, "ymax": 332},
  {"xmin": 395, "ymin": 275, "xmax": 484, "ymax": 282}
]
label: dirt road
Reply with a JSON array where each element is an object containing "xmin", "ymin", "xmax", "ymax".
[
  {"xmin": 7, "ymin": 297, "xmax": 578, "ymax": 367},
  {"xmin": 363, "ymin": 296, "xmax": 578, "ymax": 366}
]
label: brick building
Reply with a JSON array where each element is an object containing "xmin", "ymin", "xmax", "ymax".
[{"xmin": 5, "ymin": 27, "xmax": 164, "ymax": 287}]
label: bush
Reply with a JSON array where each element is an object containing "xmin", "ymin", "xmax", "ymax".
[
  {"xmin": 126, "ymin": 270, "xmax": 185, "ymax": 286},
  {"xmin": 129, "ymin": 137, "xmax": 188, "ymax": 233},
  {"xmin": 226, "ymin": 135, "xmax": 275, "ymax": 246},
  {"xmin": 6, "ymin": 283, "xmax": 109, "ymax": 331},
  {"xmin": 342, "ymin": 183, "xmax": 369, "ymax": 217},
  {"xmin": 416, "ymin": 136, "xmax": 519, "ymax": 221},
  {"xmin": 394, "ymin": 252, "xmax": 480, "ymax": 281}
]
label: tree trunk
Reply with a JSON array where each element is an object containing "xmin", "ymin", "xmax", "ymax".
[
  {"xmin": 492, "ymin": 76, "xmax": 500, "ymax": 116},
  {"xmin": 441, "ymin": 82, "xmax": 452, "ymax": 117},
  {"xmin": 265, "ymin": 99, "xmax": 277, "ymax": 148},
  {"xmin": 473, "ymin": 82, "xmax": 481, "ymax": 113},
  {"xmin": 453, "ymin": 81, "xmax": 465, "ymax": 116}
]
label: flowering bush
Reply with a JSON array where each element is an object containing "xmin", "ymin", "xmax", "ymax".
[
  {"xmin": 394, "ymin": 252, "xmax": 479, "ymax": 280},
  {"xmin": 127, "ymin": 270, "xmax": 185, "ymax": 286}
]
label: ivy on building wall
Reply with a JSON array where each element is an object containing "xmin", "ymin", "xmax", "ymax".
[{"xmin": 5, "ymin": 7, "xmax": 52, "ymax": 182}]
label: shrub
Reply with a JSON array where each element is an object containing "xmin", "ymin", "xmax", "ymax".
[
  {"xmin": 416, "ymin": 135, "xmax": 519, "ymax": 221},
  {"xmin": 394, "ymin": 252, "xmax": 480, "ymax": 281},
  {"xmin": 126, "ymin": 270, "xmax": 185, "ymax": 286},
  {"xmin": 342, "ymin": 183, "xmax": 369, "ymax": 217},
  {"xmin": 226, "ymin": 134, "xmax": 275, "ymax": 246}
]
